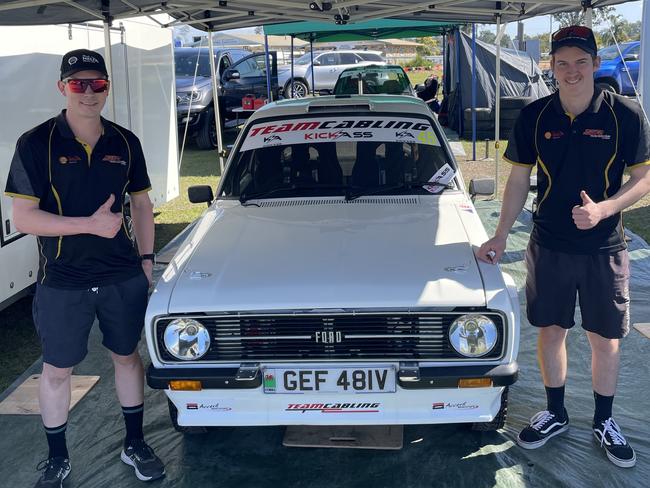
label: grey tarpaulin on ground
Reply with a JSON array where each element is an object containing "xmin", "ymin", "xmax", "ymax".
[{"xmin": 0, "ymin": 201, "xmax": 648, "ymax": 487}]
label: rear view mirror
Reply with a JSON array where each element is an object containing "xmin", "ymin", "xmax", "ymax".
[
  {"xmin": 188, "ymin": 185, "xmax": 214, "ymax": 206},
  {"xmin": 469, "ymin": 178, "xmax": 495, "ymax": 199}
]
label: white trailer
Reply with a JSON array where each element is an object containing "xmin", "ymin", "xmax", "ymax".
[{"xmin": 0, "ymin": 15, "xmax": 179, "ymax": 310}]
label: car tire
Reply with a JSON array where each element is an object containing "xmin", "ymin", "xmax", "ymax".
[
  {"xmin": 168, "ymin": 399, "xmax": 209, "ymax": 434},
  {"xmin": 471, "ymin": 387, "xmax": 508, "ymax": 431},
  {"xmin": 284, "ymin": 79, "xmax": 309, "ymax": 99},
  {"xmin": 196, "ymin": 108, "xmax": 217, "ymax": 150},
  {"xmin": 596, "ymin": 81, "xmax": 618, "ymax": 94}
]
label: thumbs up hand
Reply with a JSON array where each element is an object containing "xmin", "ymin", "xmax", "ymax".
[
  {"xmin": 572, "ymin": 190, "xmax": 604, "ymax": 230},
  {"xmin": 88, "ymin": 194, "xmax": 123, "ymax": 238}
]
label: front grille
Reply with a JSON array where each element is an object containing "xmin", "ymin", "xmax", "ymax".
[{"xmin": 155, "ymin": 312, "xmax": 505, "ymax": 363}]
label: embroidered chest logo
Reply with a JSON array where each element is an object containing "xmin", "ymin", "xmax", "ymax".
[
  {"xmin": 583, "ymin": 129, "xmax": 611, "ymax": 140},
  {"xmin": 544, "ymin": 130, "xmax": 564, "ymax": 140},
  {"xmin": 582, "ymin": 129, "xmax": 612, "ymax": 141},
  {"xmin": 102, "ymin": 155, "xmax": 128, "ymax": 166},
  {"xmin": 58, "ymin": 156, "xmax": 81, "ymax": 165}
]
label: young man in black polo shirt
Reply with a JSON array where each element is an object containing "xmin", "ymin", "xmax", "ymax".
[
  {"xmin": 5, "ymin": 49, "xmax": 165, "ymax": 486},
  {"xmin": 477, "ymin": 26, "xmax": 650, "ymax": 468}
]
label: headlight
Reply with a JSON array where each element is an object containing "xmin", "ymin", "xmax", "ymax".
[
  {"xmin": 448, "ymin": 314, "xmax": 498, "ymax": 358},
  {"xmin": 177, "ymin": 90, "xmax": 203, "ymax": 104},
  {"xmin": 164, "ymin": 318, "xmax": 211, "ymax": 360}
]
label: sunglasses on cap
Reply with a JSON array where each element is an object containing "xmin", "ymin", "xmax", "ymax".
[
  {"xmin": 63, "ymin": 78, "xmax": 110, "ymax": 93},
  {"xmin": 552, "ymin": 25, "xmax": 593, "ymax": 42}
]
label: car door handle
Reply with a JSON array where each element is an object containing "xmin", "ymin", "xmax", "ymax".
[{"xmin": 620, "ymin": 68, "xmax": 628, "ymax": 72}]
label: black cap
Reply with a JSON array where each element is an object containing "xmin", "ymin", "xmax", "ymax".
[
  {"xmin": 60, "ymin": 49, "xmax": 108, "ymax": 80},
  {"xmin": 550, "ymin": 25, "xmax": 598, "ymax": 57}
]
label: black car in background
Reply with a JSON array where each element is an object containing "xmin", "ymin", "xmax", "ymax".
[{"xmin": 175, "ymin": 47, "xmax": 278, "ymax": 149}]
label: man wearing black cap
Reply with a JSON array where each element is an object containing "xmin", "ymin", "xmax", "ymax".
[
  {"xmin": 4, "ymin": 49, "xmax": 165, "ymax": 486},
  {"xmin": 477, "ymin": 26, "xmax": 650, "ymax": 468}
]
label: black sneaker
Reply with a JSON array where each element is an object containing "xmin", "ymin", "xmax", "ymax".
[
  {"xmin": 593, "ymin": 417, "xmax": 636, "ymax": 468},
  {"xmin": 517, "ymin": 409, "xmax": 569, "ymax": 449},
  {"xmin": 34, "ymin": 457, "xmax": 71, "ymax": 487},
  {"xmin": 121, "ymin": 439, "xmax": 165, "ymax": 481}
]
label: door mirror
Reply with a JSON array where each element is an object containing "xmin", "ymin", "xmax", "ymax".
[
  {"xmin": 188, "ymin": 185, "xmax": 214, "ymax": 205},
  {"xmin": 313, "ymin": 59, "xmax": 321, "ymax": 66},
  {"xmin": 224, "ymin": 69, "xmax": 240, "ymax": 81},
  {"xmin": 624, "ymin": 54, "xmax": 638, "ymax": 62}
]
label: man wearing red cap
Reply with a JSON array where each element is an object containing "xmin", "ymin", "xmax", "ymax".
[
  {"xmin": 477, "ymin": 26, "xmax": 650, "ymax": 468},
  {"xmin": 5, "ymin": 49, "xmax": 165, "ymax": 486}
]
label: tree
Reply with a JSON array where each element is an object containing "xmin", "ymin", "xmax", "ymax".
[
  {"xmin": 416, "ymin": 36, "xmax": 440, "ymax": 56},
  {"xmin": 553, "ymin": 6, "xmax": 614, "ymax": 29},
  {"xmin": 597, "ymin": 17, "xmax": 642, "ymax": 46},
  {"xmin": 477, "ymin": 29, "xmax": 512, "ymax": 48}
]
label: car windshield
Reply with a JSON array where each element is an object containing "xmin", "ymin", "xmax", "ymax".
[
  {"xmin": 334, "ymin": 69, "xmax": 411, "ymax": 95},
  {"xmin": 221, "ymin": 115, "xmax": 458, "ymax": 201},
  {"xmin": 175, "ymin": 52, "xmax": 213, "ymax": 77},
  {"xmin": 598, "ymin": 45, "xmax": 621, "ymax": 61}
]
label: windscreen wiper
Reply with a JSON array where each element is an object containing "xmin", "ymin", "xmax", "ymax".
[
  {"xmin": 345, "ymin": 181, "xmax": 455, "ymax": 201},
  {"xmin": 239, "ymin": 184, "xmax": 349, "ymax": 204}
]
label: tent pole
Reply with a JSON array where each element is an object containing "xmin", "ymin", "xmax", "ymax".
[
  {"xmin": 264, "ymin": 34, "xmax": 272, "ymax": 101},
  {"xmin": 310, "ymin": 36, "xmax": 315, "ymax": 96},
  {"xmin": 641, "ymin": 0, "xmax": 650, "ymax": 120},
  {"xmin": 290, "ymin": 35, "xmax": 295, "ymax": 98},
  {"xmin": 103, "ymin": 19, "xmax": 116, "ymax": 121},
  {"xmin": 456, "ymin": 29, "xmax": 462, "ymax": 137},
  {"xmin": 472, "ymin": 24, "xmax": 477, "ymax": 160},
  {"xmin": 208, "ymin": 29, "xmax": 225, "ymax": 173},
  {"xmin": 584, "ymin": 8, "xmax": 593, "ymax": 28},
  {"xmin": 494, "ymin": 17, "xmax": 506, "ymax": 197}
]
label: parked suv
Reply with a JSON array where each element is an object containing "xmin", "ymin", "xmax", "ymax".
[
  {"xmin": 279, "ymin": 50, "xmax": 386, "ymax": 98},
  {"xmin": 175, "ymin": 47, "xmax": 279, "ymax": 149},
  {"xmin": 594, "ymin": 41, "xmax": 640, "ymax": 95}
]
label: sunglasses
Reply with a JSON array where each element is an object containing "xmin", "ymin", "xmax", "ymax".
[
  {"xmin": 552, "ymin": 26, "xmax": 593, "ymax": 42},
  {"xmin": 64, "ymin": 78, "xmax": 110, "ymax": 93}
]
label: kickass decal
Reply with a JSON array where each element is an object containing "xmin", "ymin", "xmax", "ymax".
[{"xmin": 241, "ymin": 117, "xmax": 439, "ymax": 151}]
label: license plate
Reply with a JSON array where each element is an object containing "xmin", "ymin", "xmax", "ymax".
[{"xmin": 263, "ymin": 367, "xmax": 396, "ymax": 394}]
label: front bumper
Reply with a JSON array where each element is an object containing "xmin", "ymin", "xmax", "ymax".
[{"xmin": 148, "ymin": 362, "xmax": 517, "ymax": 427}]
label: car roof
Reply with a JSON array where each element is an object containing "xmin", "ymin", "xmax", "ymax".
[
  {"xmin": 338, "ymin": 64, "xmax": 407, "ymax": 75},
  {"xmin": 247, "ymin": 95, "xmax": 431, "ymax": 123},
  {"xmin": 174, "ymin": 47, "xmax": 249, "ymax": 54}
]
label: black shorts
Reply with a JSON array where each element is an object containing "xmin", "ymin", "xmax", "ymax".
[
  {"xmin": 32, "ymin": 272, "xmax": 149, "ymax": 368},
  {"xmin": 525, "ymin": 241, "xmax": 630, "ymax": 339}
]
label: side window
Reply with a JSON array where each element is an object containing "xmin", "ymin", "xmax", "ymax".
[
  {"xmin": 338, "ymin": 53, "xmax": 361, "ymax": 65},
  {"xmin": 234, "ymin": 57, "xmax": 264, "ymax": 78},
  {"xmin": 317, "ymin": 53, "xmax": 339, "ymax": 66},
  {"xmin": 218, "ymin": 55, "xmax": 231, "ymax": 75}
]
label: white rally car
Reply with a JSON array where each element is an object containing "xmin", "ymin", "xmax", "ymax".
[{"xmin": 145, "ymin": 94, "xmax": 520, "ymax": 432}]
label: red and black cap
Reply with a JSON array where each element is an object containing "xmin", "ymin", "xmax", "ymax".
[
  {"xmin": 550, "ymin": 25, "xmax": 598, "ymax": 57},
  {"xmin": 60, "ymin": 49, "xmax": 108, "ymax": 80}
]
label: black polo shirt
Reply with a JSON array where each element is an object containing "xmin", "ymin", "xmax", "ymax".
[
  {"xmin": 5, "ymin": 110, "xmax": 151, "ymax": 288},
  {"xmin": 504, "ymin": 89, "xmax": 650, "ymax": 254}
]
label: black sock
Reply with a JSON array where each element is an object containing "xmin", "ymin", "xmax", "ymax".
[
  {"xmin": 593, "ymin": 391, "xmax": 614, "ymax": 425},
  {"xmin": 545, "ymin": 385, "xmax": 566, "ymax": 419},
  {"xmin": 122, "ymin": 403, "xmax": 144, "ymax": 447},
  {"xmin": 45, "ymin": 422, "xmax": 69, "ymax": 459}
]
